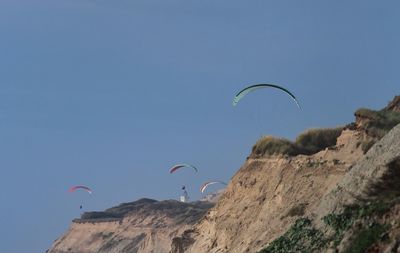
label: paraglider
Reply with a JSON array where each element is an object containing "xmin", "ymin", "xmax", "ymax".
[
  {"xmin": 169, "ymin": 163, "xmax": 198, "ymax": 174},
  {"xmin": 68, "ymin": 185, "xmax": 92, "ymax": 194},
  {"xmin": 169, "ymin": 164, "xmax": 197, "ymax": 202},
  {"xmin": 200, "ymin": 181, "xmax": 227, "ymax": 193},
  {"xmin": 232, "ymin": 84, "xmax": 301, "ymax": 109},
  {"xmin": 68, "ymin": 186, "xmax": 92, "ymax": 210}
]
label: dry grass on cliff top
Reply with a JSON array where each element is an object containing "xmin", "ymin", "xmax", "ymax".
[
  {"xmin": 355, "ymin": 108, "xmax": 400, "ymax": 138},
  {"xmin": 252, "ymin": 136, "xmax": 300, "ymax": 157},
  {"xmin": 253, "ymin": 100, "xmax": 400, "ymax": 158},
  {"xmin": 295, "ymin": 127, "xmax": 343, "ymax": 155},
  {"xmin": 251, "ymin": 127, "xmax": 343, "ymax": 157}
]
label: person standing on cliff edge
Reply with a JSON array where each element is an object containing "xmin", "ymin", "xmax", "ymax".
[{"xmin": 180, "ymin": 186, "xmax": 189, "ymax": 203}]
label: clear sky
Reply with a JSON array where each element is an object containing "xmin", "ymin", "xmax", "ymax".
[{"xmin": 0, "ymin": 1, "xmax": 399, "ymax": 252}]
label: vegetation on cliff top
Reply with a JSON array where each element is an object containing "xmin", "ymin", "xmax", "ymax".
[
  {"xmin": 295, "ymin": 128, "xmax": 343, "ymax": 155},
  {"xmin": 355, "ymin": 108, "xmax": 400, "ymax": 139},
  {"xmin": 251, "ymin": 127, "xmax": 343, "ymax": 157},
  {"xmin": 252, "ymin": 136, "xmax": 300, "ymax": 157},
  {"xmin": 252, "ymin": 98, "xmax": 400, "ymax": 157}
]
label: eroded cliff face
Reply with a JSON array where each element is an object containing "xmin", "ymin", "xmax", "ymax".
[
  {"xmin": 49, "ymin": 97, "xmax": 400, "ymax": 253},
  {"xmin": 178, "ymin": 128, "xmax": 366, "ymax": 253},
  {"xmin": 48, "ymin": 199, "xmax": 213, "ymax": 253},
  {"xmin": 175, "ymin": 98, "xmax": 399, "ymax": 253}
]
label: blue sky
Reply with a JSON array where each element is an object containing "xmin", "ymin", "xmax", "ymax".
[{"xmin": 0, "ymin": 1, "xmax": 399, "ymax": 252}]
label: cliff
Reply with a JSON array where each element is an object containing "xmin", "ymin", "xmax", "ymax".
[
  {"xmin": 177, "ymin": 128, "xmax": 366, "ymax": 253},
  {"xmin": 48, "ymin": 199, "xmax": 213, "ymax": 253},
  {"xmin": 174, "ymin": 96, "xmax": 400, "ymax": 253},
  {"xmin": 48, "ymin": 96, "xmax": 400, "ymax": 253}
]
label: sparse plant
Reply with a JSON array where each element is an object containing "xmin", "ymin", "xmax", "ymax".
[
  {"xmin": 251, "ymin": 127, "xmax": 343, "ymax": 157},
  {"xmin": 258, "ymin": 218, "xmax": 326, "ymax": 253},
  {"xmin": 251, "ymin": 136, "xmax": 300, "ymax": 157},
  {"xmin": 259, "ymin": 201, "xmax": 392, "ymax": 252},
  {"xmin": 343, "ymin": 223, "xmax": 388, "ymax": 253},
  {"xmin": 355, "ymin": 108, "xmax": 400, "ymax": 138},
  {"xmin": 295, "ymin": 127, "xmax": 343, "ymax": 155},
  {"xmin": 322, "ymin": 202, "xmax": 390, "ymax": 246}
]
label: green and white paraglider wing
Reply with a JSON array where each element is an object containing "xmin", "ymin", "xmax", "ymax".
[{"xmin": 232, "ymin": 84, "xmax": 301, "ymax": 109}]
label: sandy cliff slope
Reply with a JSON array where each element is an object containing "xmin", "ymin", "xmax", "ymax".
[
  {"xmin": 177, "ymin": 128, "xmax": 365, "ymax": 253},
  {"xmin": 174, "ymin": 98, "xmax": 400, "ymax": 253},
  {"xmin": 49, "ymin": 97, "xmax": 400, "ymax": 253},
  {"xmin": 47, "ymin": 199, "xmax": 213, "ymax": 253}
]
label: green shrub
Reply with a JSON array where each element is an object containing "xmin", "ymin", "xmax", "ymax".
[
  {"xmin": 322, "ymin": 202, "xmax": 390, "ymax": 246},
  {"xmin": 252, "ymin": 136, "xmax": 300, "ymax": 157},
  {"xmin": 343, "ymin": 223, "xmax": 388, "ymax": 253},
  {"xmin": 323, "ymin": 206, "xmax": 357, "ymax": 246},
  {"xmin": 259, "ymin": 202, "xmax": 391, "ymax": 253},
  {"xmin": 258, "ymin": 218, "xmax": 326, "ymax": 253},
  {"xmin": 295, "ymin": 127, "xmax": 343, "ymax": 155},
  {"xmin": 355, "ymin": 108, "xmax": 400, "ymax": 138}
]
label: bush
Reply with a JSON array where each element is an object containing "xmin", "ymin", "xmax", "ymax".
[
  {"xmin": 251, "ymin": 127, "xmax": 343, "ymax": 157},
  {"xmin": 355, "ymin": 108, "xmax": 381, "ymax": 121},
  {"xmin": 258, "ymin": 218, "xmax": 326, "ymax": 253},
  {"xmin": 355, "ymin": 108, "xmax": 400, "ymax": 138},
  {"xmin": 322, "ymin": 202, "xmax": 390, "ymax": 246},
  {"xmin": 295, "ymin": 127, "xmax": 343, "ymax": 155},
  {"xmin": 343, "ymin": 224, "xmax": 388, "ymax": 253},
  {"xmin": 251, "ymin": 136, "xmax": 300, "ymax": 157},
  {"xmin": 259, "ymin": 201, "xmax": 392, "ymax": 253}
]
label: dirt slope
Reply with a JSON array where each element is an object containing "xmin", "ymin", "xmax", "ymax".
[
  {"xmin": 174, "ymin": 98, "xmax": 400, "ymax": 253},
  {"xmin": 176, "ymin": 128, "xmax": 365, "ymax": 253},
  {"xmin": 48, "ymin": 96, "xmax": 400, "ymax": 253},
  {"xmin": 47, "ymin": 199, "xmax": 213, "ymax": 253}
]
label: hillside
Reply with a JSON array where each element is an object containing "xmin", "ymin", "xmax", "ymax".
[
  {"xmin": 48, "ymin": 199, "xmax": 213, "ymax": 253},
  {"xmin": 48, "ymin": 96, "xmax": 400, "ymax": 253},
  {"xmin": 176, "ymin": 127, "xmax": 366, "ymax": 252}
]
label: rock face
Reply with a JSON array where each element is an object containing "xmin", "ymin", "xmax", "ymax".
[
  {"xmin": 48, "ymin": 199, "xmax": 213, "ymax": 253},
  {"xmin": 315, "ymin": 123, "xmax": 400, "ymax": 220},
  {"xmin": 173, "ymin": 96, "xmax": 400, "ymax": 253},
  {"xmin": 178, "ymin": 128, "xmax": 366, "ymax": 253},
  {"xmin": 48, "ymin": 96, "xmax": 400, "ymax": 253}
]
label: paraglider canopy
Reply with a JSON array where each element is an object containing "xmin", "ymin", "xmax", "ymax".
[
  {"xmin": 232, "ymin": 84, "xmax": 301, "ymax": 109},
  {"xmin": 200, "ymin": 181, "xmax": 227, "ymax": 193},
  {"xmin": 169, "ymin": 163, "xmax": 198, "ymax": 174},
  {"xmin": 68, "ymin": 185, "xmax": 92, "ymax": 194}
]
